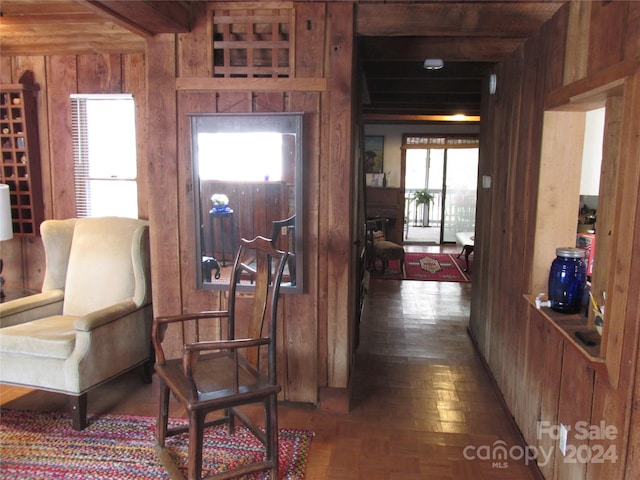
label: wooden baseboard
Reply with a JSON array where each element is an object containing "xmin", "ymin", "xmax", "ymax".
[
  {"xmin": 318, "ymin": 383, "xmax": 352, "ymax": 414},
  {"xmin": 466, "ymin": 327, "xmax": 545, "ymax": 480}
]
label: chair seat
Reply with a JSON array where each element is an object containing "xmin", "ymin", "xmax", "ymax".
[
  {"xmin": 373, "ymin": 240, "xmax": 405, "ymax": 261},
  {"xmin": 157, "ymin": 353, "xmax": 280, "ymax": 410},
  {"xmin": 0, "ymin": 315, "xmax": 77, "ymax": 358}
]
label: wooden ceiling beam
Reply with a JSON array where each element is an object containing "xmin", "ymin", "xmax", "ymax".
[
  {"xmin": 359, "ymin": 36, "xmax": 524, "ymax": 62},
  {"xmin": 361, "ymin": 60, "xmax": 492, "ymax": 77},
  {"xmin": 78, "ymin": 0, "xmax": 191, "ymax": 37},
  {"xmin": 368, "ymin": 94, "xmax": 481, "ymax": 106},
  {"xmin": 0, "ymin": 38, "xmax": 145, "ymax": 56},
  {"xmin": 357, "ymin": 2, "xmax": 564, "ymax": 37},
  {"xmin": 366, "ymin": 78, "xmax": 482, "ymax": 94}
]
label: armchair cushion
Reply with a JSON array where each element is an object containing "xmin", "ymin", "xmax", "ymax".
[
  {"xmin": 0, "ymin": 290, "xmax": 64, "ymax": 328},
  {"xmin": 0, "ymin": 315, "xmax": 77, "ymax": 359},
  {"xmin": 63, "ymin": 217, "xmax": 149, "ymax": 316}
]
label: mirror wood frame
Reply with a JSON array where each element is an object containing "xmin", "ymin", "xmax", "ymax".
[{"xmin": 190, "ymin": 112, "xmax": 304, "ymax": 293}]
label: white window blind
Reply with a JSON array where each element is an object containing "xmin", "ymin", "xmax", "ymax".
[
  {"xmin": 71, "ymin": 94, "xmax": 138, "ymax": 218},
  {"xmin": 404, "ymin": 135, "xmax": 479, "ymax": 149}
]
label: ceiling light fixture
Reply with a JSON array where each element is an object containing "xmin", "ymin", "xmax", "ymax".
[{"xmin": 423, "ymin": 58, "xmax": 444, "ymax": 70}]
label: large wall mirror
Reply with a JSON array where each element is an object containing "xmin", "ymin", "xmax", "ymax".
[{"xmin": 190, "ymin": 112, "xmax": 304, "ymax": 293}]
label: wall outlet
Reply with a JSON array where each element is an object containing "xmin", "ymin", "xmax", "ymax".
[{"xmin": 559, "ymin": 424, "xmax": 568, "ymax": 456}]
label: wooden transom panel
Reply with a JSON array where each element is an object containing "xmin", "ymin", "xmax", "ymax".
[{"xmin": 211, "ymin": 4, "xmax": 295, "ymax": 78}]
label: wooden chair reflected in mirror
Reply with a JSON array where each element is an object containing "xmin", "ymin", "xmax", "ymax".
[
  {"xmin": 152, "ymin": 236, "xmax": 289, "ymax": 480},
  {"xmin": 270, "ymin": 215, "xmax": 296, "ymax": 287}
]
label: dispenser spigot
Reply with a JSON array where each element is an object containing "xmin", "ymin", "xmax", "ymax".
[{"xmin": 535, "ymin": 293, "xmax": 551, "ymax": 309}]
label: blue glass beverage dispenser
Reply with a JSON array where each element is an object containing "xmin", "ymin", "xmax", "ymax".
[{"xmin": 548, "ymin": 247, "xmax": 587, "ymax": 314}]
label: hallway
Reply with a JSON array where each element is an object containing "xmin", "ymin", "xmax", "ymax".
[
  {"xmin": 346, "ymin": 274, "xmax": 540, "ymax": 478},
  {"xmin": 1, "ymin": 250, "xmax": 541, "ymax": 479}
]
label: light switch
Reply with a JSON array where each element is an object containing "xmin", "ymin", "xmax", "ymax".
[{"xmin": 482, "ymin": 175, "xmax": 492, "ymax": 189}]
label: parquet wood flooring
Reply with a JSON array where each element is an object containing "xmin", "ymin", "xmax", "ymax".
[{"xmin": 0, "ymin": 245, "xmax": 542, "ymax": 479}]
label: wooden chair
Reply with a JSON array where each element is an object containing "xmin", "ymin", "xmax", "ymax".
[
  {"xmin": 366, "ymin": 218, "xmax": 405, "ymax": 275},
  {"xmin": 152, "ymin": 236, "xmax": 288, "ymax": 480}
]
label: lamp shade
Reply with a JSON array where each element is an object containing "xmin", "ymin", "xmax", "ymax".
[{"xmin": 0, "ymin": 184, "xmax": 14, "ymax": 241}]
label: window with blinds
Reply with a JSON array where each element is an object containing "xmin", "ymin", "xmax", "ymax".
[
  {"xmin": 70, "ymin": 94, "xmax": 138, "ymax": 218},
  {"xmin": 404, "ymin": 135, "xmax": 479, "ymax": 149}
]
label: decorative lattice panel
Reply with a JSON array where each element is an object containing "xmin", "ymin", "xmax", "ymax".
[{"xmin": 212, "ymin": 5, "xmax": 295, "ymax": 78}]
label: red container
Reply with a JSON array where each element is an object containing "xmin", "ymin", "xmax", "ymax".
[{"xmin": 576, "ymin": 233, "xmax": 596, "ymax": 276}]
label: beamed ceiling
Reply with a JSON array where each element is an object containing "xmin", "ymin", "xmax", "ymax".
[
  {"xmin": 356, "ymin": 2, "xmax": 564, "ymax": 120},
  {"xmin": 0, "ymin": 1, "xmax": 565, "ymax": 120}
]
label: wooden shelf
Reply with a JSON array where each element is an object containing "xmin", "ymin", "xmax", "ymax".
[
  {"xmin": 1, "ymin": 82, "xmax": 43, "ymax": 236},
  {"xmin": 524, "ymin": 294, "xmax": 606, "ymax": 371}
]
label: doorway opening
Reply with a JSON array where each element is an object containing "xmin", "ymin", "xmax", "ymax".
[{"xmin": 402, "ymin": 135, "xmax": 479, "ymax": 244}]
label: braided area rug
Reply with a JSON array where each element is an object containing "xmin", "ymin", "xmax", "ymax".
[{"xmin": 0, "ymin": 409, "xmax": 314, "ymax": 479}]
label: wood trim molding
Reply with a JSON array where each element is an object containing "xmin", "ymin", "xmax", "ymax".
[
  {"xmin": 545, "ymin": 60, "xmax": 638, "ymax": 111},
  {"xmin": 363, "ymin": 113, "xmax": 480, "ymax": 123},
  {"xmin": 176, "ymin": 77, "xmax": 327, "ymax": 92}
]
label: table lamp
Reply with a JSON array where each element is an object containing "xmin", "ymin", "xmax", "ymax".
[{"xmin": 0, "ymin": 184, "xmax": 14, "ymax": 298}]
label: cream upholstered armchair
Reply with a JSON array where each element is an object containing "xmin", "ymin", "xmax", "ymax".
[{"xmin": 0, "ymin": 217, "xmax": 153, "ymax": 430}]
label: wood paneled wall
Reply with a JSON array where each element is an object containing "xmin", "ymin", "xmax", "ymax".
[
  {"xmin": 145, "ymin": 2, "xmax": 356, "ymax": 406},
  {"xmin": 470, "ymin": 3, "xmax": 640, "ymax": 479},
  {"xmin": 0, "ymin": 52, "xmax": 148, "ymax": 291},
  {"xmin": 2, "ymin": 2, "xmax": 357, "ymax": 408}
]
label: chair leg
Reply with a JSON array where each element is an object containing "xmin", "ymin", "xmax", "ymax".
[
  {"xmin": 70, "ymin": 393, "xmax": 87, "ymax": 430},
  {"xmin": 267, "ymin": 395, "xmax": 279, "ymax": 479},
  {"xmin": 157, "ymin": 379, "xmax": 170, "ymax": 447},
  {"xmin": 462, "ymin": 245, "xmax": 473, "ymax": 272},
  {"xmin": 188, "ymin": 410, "xmax": 205, "ymax": 480},
  {"xmin": 227, "ymin": 407, "xmax": 235, "ymax": 434}
]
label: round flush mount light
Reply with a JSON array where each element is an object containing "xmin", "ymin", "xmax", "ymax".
[{"xmin": 423, "ymin": 58, "xmax": 444, "ymax": 70}]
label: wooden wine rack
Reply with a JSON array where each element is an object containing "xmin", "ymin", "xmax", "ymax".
[{"xmin": 0, "ymin": 83, "xmax": 44, "ymax": 236}]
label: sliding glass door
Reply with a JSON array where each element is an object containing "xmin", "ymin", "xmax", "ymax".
[
  {"xmin": 403, "ymin": 135, "xmax": 478, "ymax": 244},
  {"xmin": 442, "ymin": 148, "xmax": 478, "ymax": 242}
]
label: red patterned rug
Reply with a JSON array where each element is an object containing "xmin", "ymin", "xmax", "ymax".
[
  {"xmin": 373, "ymin": 252, "xmax": 471, "ymax": 282},
  {"xmin": 0, "ymin": 409, "xmax": 314, "ymax": 479}
]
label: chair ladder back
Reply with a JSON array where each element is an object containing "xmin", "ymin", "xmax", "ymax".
[
  {"xmin": 236, "ymin": 237, "xmax": 288, "ymax": 371},
  {"xmin": 245, "ymin": 248, "xmax": 269, "ymax": 370}
]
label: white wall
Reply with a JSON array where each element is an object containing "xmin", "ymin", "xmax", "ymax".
[
  {"xmin": 580, "ymin": 107, "xmax": 605, "ymax": 196},
  {"xmin": 364, "ymin": 123, "xmax": 480, "ymax": 187}
]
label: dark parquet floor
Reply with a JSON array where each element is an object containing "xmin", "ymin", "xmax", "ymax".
[{"xmin": 1, "ymin": 244, "xmax": 541, "ymax": 479}]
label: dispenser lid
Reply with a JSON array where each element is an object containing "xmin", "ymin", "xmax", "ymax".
[{"xmin": 556, "ymin": 247, "xmax": 585, "ymax": 258}]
